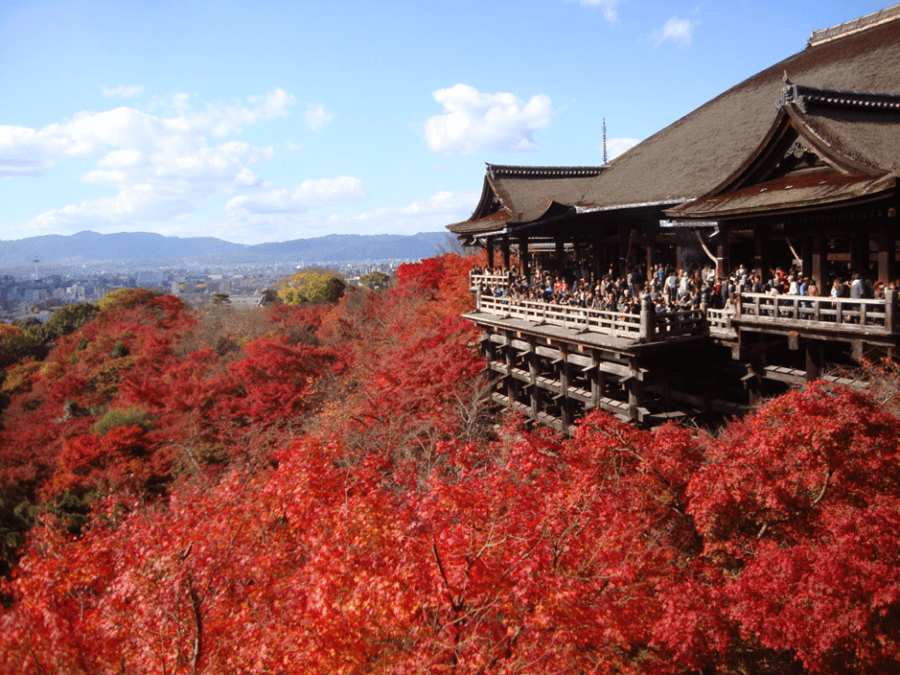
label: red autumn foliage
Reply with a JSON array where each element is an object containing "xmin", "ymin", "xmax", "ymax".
[{"xmin": 0, "ymin": 257, "xmax": 898, "ymax": 675}]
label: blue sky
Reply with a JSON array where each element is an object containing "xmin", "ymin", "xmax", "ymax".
[{"xmin": 0, "ymin": 0, "xmax": 893, "ymax": 245}]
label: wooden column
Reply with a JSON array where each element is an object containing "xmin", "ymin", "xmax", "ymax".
[
  {"xmin": 753, "ymin": 227, "xmax": 770, "ymax": 280},
  {"xmin": 528, "ymin": 336, "xmax": 539, "ymax": 418},
  {"xmin": 486, "ymin": 236, "xmax": 495, "ymax": 269},
  {"xmin": 626, "ymin": 358, "xmax": 644, "ymax": 424},
  {"xmin": 501, "ymin": 235, "xmax": 511, "ymax": 270},
  {"xmin": 618, "ymin": 225, "xmax": 630, "ymax": 277},
  {"xmin": 558, "ymin": 344, "xmax": 572, "ymax": 431},
  {"xmin": 555, "ymin": 237, "xmax": 565, "ymax": 277},
  {"xmin": 645, "ymin": 236, "xmax": 656, "ymax": 282},
  {"xmin": 806, "ymin": 341, "xmax": 825, "ymax": 382},
  {"xmin": 504, "ymin": 330, "xmax": 516, "ymax": 403},
  {"xmin": 851, "ymin": 233, "xmax": 869, "ymax": 275},
  {"xmin": 590, "ymin": 352, "xmax": 602, "ymax": 410},
  {"xmin": 878, "ymin": 223, "xmax": 893, "ymax": 286},
  {"xmin": 716, "ymin": 224, "xmax": 730, "ymax": 277},
  {"xmin": 812, "ymin": 233, "xmax": 825, "ymax": 289},
  {"xmin": 801, "ymin": 236, "xmax": 813, "ymax": 281},
  {"xmin": 518, "ymin": 234, "xmax": 530, "ymax": 281}
]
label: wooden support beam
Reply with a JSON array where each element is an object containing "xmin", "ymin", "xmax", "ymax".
[{"xmin": 806, "ymin": 341, "xmax": 825, "ymax": 382}]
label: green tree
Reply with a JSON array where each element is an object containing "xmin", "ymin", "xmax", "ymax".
[
  {"xmin": 278, "ymin": 269, "xmax": 346, "ymax": 305},
  {"xmin": 359, "ymin": 270, "xmax": 393, "ymax": 292}
]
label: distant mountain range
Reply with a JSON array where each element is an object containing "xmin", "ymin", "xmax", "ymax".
[{"xmin": 0, "ymin": 231, "xmax": 453, "ymax": 270}]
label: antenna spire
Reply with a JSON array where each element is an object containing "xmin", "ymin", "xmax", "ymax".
[{"xmin": 602, "ymin": 118, "xmax": 608, "ymax": 165}]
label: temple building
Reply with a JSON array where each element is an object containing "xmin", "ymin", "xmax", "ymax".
[{"xmin": 448, "ymin": 6, "xmax": 900, "ymax": 432}]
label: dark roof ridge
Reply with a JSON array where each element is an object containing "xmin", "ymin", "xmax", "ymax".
[
  {"xmin": 780, "ymin": 76, "xmax": 900, "ymax": 114},
  {"xmin": 807, "ymin": 4, "xmax": 900, "ymax": 48},
  {"xmin": 486, "ymin": 164, "xmax": 605, "ymax": 179}
]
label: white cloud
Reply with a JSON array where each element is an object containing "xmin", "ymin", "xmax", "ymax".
[
  {"xmin": 304, "ymin": 104, "xmax": 334, "ymax": 131},
  {"xmin": 225, "ymin": 177, "xmax": 367, "ymax": 217},
  {"xmin": 217, "ymin": 189, "xmax": 479, "ymax": 243},
  {"xmin": 652, "ymin": 17, "xmax": 695, "ymax": 47},
  {"xmin": 424, "ymin": 84, "xmax": 553, "ymax": 155},
  {"xmin": 574, "ymin": 0, "xmax": 618, "ymax": 23},
  {"xmin": 606, "ymin": 137, "xmax": 641, "ymax": 160},
  {"xmin": 101, "ymin": 84, "xmax": 143, "ymax": 98},
  {"xmin": 5, "ymin": 90, "xmax": 291, "ymax": 234}
]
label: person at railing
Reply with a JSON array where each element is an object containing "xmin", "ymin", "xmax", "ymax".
[
  {"xmin": 807, "ymin": 278, "xmax": 819, "ymax": 297},
  {"xmin": 723, "ymin": 292, "xmax": 738, "ymax": 315}
]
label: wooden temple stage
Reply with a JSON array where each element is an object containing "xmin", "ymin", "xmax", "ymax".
[
  {"xmin": 449, "ymin": 11, "xmax": 900, "ymax": 433},
  {"xmin": 467, "ymin": 273, "xmax": 899, "ymax": 433}
]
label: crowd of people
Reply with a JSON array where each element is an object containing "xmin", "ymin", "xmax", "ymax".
[{"xmin": 472, "ymin": 261, "xmax": 894, "ymax": 318}]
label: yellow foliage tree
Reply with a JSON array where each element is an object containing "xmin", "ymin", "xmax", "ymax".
[{"xmin": 277, "ymin": 269, "xmax": 346, "ymax": 305}]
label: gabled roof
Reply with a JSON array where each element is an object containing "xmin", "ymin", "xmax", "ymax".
[
  {"xmin": 446, "ymin": 164, "xmax": 604, "ymax": 237},
  {"xmin": 667, "ymin": 81, "xmax": 900, "ymax": 221},
  {"xmin": 447, "ymin": 6, "xmax": 900, "ymax": 240},
  {"xmin": 584, "ymin": 16, "xmax": 900, "ymax": 212}
]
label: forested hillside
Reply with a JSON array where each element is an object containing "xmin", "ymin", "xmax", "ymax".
[{"xmin": 0, "ymin": 254, "xmax": 898, "ymax": 674}]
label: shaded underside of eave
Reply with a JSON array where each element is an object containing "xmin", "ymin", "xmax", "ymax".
[
  {"xmin": 506, "ymin": 201, "xmax": 677, "ymax": 238},
  {"xmin": 446, "ymin": 210, "xmax": 510, "ymax": 236},
  {"xmin": 669, "ymin": 173, "xmax": 897, "ymax": 221}
]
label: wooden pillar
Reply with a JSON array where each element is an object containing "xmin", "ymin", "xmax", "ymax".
[
  {"xmin": 716, "ymin": 225, "xmax": 730, "ymax": 277},
  {"xmin": 801, "ymin": 236, "xmax": 813, "ymax": 281},
  {"xmin": 639, "ymin": 298, "xmax": 654, "ymax": 342},
  {"xmin": 528, "ymin": 336, "xmax": 539, "ymax": 417},
  {"xmin": 626, "ymin": 358, "xmax": 644, "ymax": 424},
  {"xmin": 558, "ymin": 344, "xmax": 572, "ymax": 431},
  {"xmin": 595, "ymin": 231, "xmax": 607, "ymax": 278},
  {"xmin": 501, "ymin": 235, "xmax": 511, "ymax": 270},
  {"xmin": 851, "ymin": 233, "xmax": 869, "ymax": 275},
  {"xmin": 886, "ymin": 289, "xmax": 897, "ymax": 333},
  {"xmin": 805, "ymin": 341, "xmax": 825, "ymax": 382},
  {"xmin": 878, "ymin": 223, "xmax": 893, "ymax": 286},
  {"xmin": 486, "ymin": 236, "xmax": 495, "ymax": 270},
  {"xmin": 590, "ymin": 352, "xmax": 602, "ymax": 410},
  {"xmin": 753, "ymin": 227, "xmax": 770, "ymax": 280},
  {"xmin": 645, "ymin": 236, "xmax": 656, "ymax": 282},
  {"xmin": 504, "ymin": 330, "xmax": 516, "ymax": 403},
  {"xmin": 518, "ymin": 234, "xmax": 530, "ymax": 281},
  {"xmin": 618, "ymin": 225, "xmax": 630, "ymax": 277},
  {"xmin": 555, "ymin": 237, "xmax": 565, "ymax": 277},
  {"xmin": 812, "ymin": 233, "xmax": 825, "ymax": 289}
]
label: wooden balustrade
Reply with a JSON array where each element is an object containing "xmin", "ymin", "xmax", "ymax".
[
  {"xmin": 470, "ymin": 272, "xmax": 512, "ymax": 292},
  {"xmin": 737, "ymin": 290, "xmax": 897, "ymax": 334},
  {"xmin": 475, "ymin": 295, "xmax": 707, "ymax": 342},
  {"xmin": 471, "ymin": 272, "xmax": 899, "ymax": 343}
]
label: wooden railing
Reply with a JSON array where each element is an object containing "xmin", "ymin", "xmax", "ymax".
[
  {"xmin": 707, "ymin": 307, "xmax": 737, "ymax": 338},
  {"xmin": 737, "ymin": 291, "xmax": 897, "ymax": 334},
  {"xmin": 470, "ymin": 273, "xmax": 900, "ymax": 342},
  {"xmin": 478, "ymin": 295, "xmax": 644, "ymax": 338},
  {"xmin": 475, "ymin": 294, "xmax": 707, "ymax": 343},
  {"xmin": 470, "ymin": 272, "xmax": 512, "ymax": 292}
]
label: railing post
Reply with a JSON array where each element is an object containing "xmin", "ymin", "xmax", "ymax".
[
  {"xmin": 887, "ymin": 289, "xmax": 897, "ymax": 332},
  {"xmin": 640, "ymin": 298, "xmax": 654, "ymax": 342}
]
